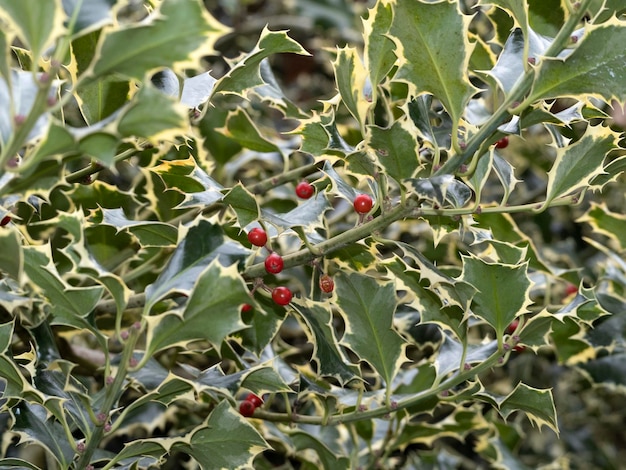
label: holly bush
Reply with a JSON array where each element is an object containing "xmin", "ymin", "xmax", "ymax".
[{"xmin": 0, "ymin": 0, "xmax": 625, "ymax": 468}]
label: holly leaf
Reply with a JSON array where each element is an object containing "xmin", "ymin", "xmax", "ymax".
[
  {"xmin": 367, "ymin": 119, "xmax": 421, "ymax": 182},
  {"xmin": 459, "ymin": 254, "xmax": 533, "ymax": 338},
  {"xmin": 0, "ymin": 0, "xmax": 63, "ymax": 60},
  {"xmin": 543, "ymin": 125, "xmax": 619, "ymax": 207},
  {"xmin": 389, "ymin": 0, "xmax": 476, "ymax": 124},
  {"xmin": 578, "ymin": 203, "xmax": 626, "ymax": 251},
  {"xmin": 363, "ymin": 0, "xmax": 395, "ymax": 98},
  {"xmin": 333, "ymin": 46, "xmax": 369, "ymax": 126},
  {"xmin": 90, "ymin": 0, "xmax": 228, "ymax": 79},
  {"xmin": 174, "ymin": 401, "xmax": 269, "ymax": 470},
  {"xmin": 222, "ymin": 183, "xmax": 261, "ymax": 229},
  {"xmin": 145, "ymin": 260, "xmax": 250, "ymax": 355},
  {"xmin": 292, "ymin": 300, "xmax": 360, "ymax": 385},
  {"xmin": 214, "ymin": 27, "xmax": 309, "ymax": 97},
  {"xmin": 218, "ymin": 108, "xmax": 280, "ymax": 153},
  {"xmin": 499, "ymin": 383, "xmax": 558, "ymax": 434},
  {"xmin": 530, "ymin": 19, "xmax": 626, "ymax": 102},
  {"xmin": 335, "ymin": 272, "xmax": 407, "ymax": 386},
  {"xmin": 0, "ymin": 227, "xmax": 22, "ymax": 281}
]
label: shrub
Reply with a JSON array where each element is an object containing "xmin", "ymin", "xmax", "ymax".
[{"xmin": 0, "ymin": 0, "xmax": 625, "ymax": 468}]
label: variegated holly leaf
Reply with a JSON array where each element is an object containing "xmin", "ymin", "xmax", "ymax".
[
  {"xmin": 459, "ymin": 254, "xmax": 533, "ymax": 338},
  {"xmin": 213, "ymin": 27, "xmax": 309, "ymax": 97},
  {"xmin": 363, "ymin": 0, "xmax": 395, "ymax": 101},
  {"xmin": 292, "ymin": 300, "xmax": 360, "ymax": 384},
  {"xmin": 543, "ymin": 125, "xmax": 619, "ymax": 207},
  {"xmin": 367, "ymin": 119, "xmax": 421, "ymax": 182},
  {"xmin": 530, "ymin": 19, "xmax": 626, "ymax": 102},
  {"xmin": 335, "ymin": 272, "xmax": 407, "ymax": 387},
  {"xmin": 145, "ymin": 260, "xmax": 250, "ymax": 355},
  {"xmin": 388, "ymin": 0, "xmax": 476, "ymax": 124},
  {"xmin": 333, "ymin": 46, "xmax": 370, "ymax": 126},
  {"xmin": 90, "ymin": 0, "xmax": 228, "ymax": 79},
  {"xmin": 173, "ymin": 401, "xmax": 269, "ymax": 469},
  {"xmin": 498, "ymin": 383, "xmax": 558, "ymax": 434}
]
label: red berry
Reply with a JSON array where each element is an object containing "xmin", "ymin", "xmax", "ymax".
[
  {"xmin": 319, "ymin": 274, "xmax": 334, "ymax": 293},
  {"xmin": 245, "ymin": 393, "xmax": 264, "ymax": 408},
  {"xmin": 0, "ymin": 215, "xmax": 11, "ymax": 227},
  {"xmin": 247, "ymin": 228, "xmax": 268, "ymax": 247},
  {"xmin": 506, "ymin": 320, "xmax": 519, "ymax": 335},
  {"xmin": 495, "ymin": 136, "xmax": 509, "ymax": 149},
  {"xmin": 295, "ymin": 181, "xmax": 314, "ymax": 199},
  {"xmin": 272, "ymin": 286, "xmax": 292, "ymax": 306},
  {"xmin": 353, "ymin": 194, "xmax": 373, "ymax": 214},
  {"xmin": 239, "ymin": 400, "xmax": 256, "ymax": 417},
  {"xmin": 264, "ymin": 252, "xmax": 284, "ymax": 274},
  {"xmin": 564, "ymin": 284, "xmax": 578, "ymax": 296},
  {"xmin": 241, "ymin": 303, "xmax": 253, "ymax": 313}
]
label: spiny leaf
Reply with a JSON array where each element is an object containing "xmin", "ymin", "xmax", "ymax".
[
  {"xmin": 388, "ymin": 0, "xmax": 476, "ymax": 124},
  {"xmin": 459, "ymin": 254, "xmax": 533, "ymax": 337},
  {"xmin": 335, "ymin": 272, "xmax": 407, "ymax": 386},
  {"xmin": 367, "ymin": 119, "xmax": 421, "ymax": 182},
  {"xmin": 543, "ymin": 125, "xmax": 619, "ymax": 207},
  {"xmin": 117, "ymin": 85, "xmax": 187, "ymax": 142},
  {"xmin": 23, "ymin": 246, "xmax": 104, "ymax": 322},
  {"xmin": 499, "ymin": 383, "xmax": 558, "ymax": 434},
  {"xmin": 292, "ymin": 300, "xmax": 360, "ymax": 385},
  {"xmin": 530, "ymin": 19, "xmax": 626, "ymax": 102},
  {"xmin": 218, "ymin": 108, "xmax": 279, "ymax": 153},
  {"xmin": 577, "ymin": 202, "xmax": 626, "ymax": 251},
  {"xmin": 0, "ymin": 0, "xmax": 63, "ymax": 60},
  {"xmin": 333, "ymin": 46, "xmax": 369, "ymax": 126},
  {"xmin": 91, "ymin": 0, "xmax": 228, "ymax": 79},
  {"xmin": 12, "ymin": 402, "xmax": 75, "ymax": 468},
  {"xmin": 0, "ymin": 227, "xmax": 22, "ymax": 281},
  {"xmin": 213, "ymin": 27, "xmax": 309, "ymax": 97},
  {"xmin": 143, "ymin": 220, "xmax": 225, "ymax": 310},
  {"xmin": 363, "ymin": 1, "xmax": 395, "ymax": 99},
  {"xmin": 174, "ymin": 401, "xmax": 269, "ymax": 470},
  {"xmin": 145, "ymin": 260, "xmax": 250, "ymax": 355},
  {"xmin": 222, "ymin": 183, "xmax": 261, "ymax": 228}
]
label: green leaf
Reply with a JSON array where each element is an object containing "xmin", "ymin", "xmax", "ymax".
[
  {"xmin": 101, "ymin": 208, "xmax": 178, "ymax": 247},
  {"xmin": 240, "ymin": 366, "xmax": 292, "ymax": 395},
  {"xmin": 363, "ymin": 1, "xmax": 395, "ymax": 97},
  {"xmin": 90, "ymin": 0, "xmax": 228, "ymax": 79},
  {"xmin": 23, "ymin": 246, "xmax": 104, "ymax": 322},
  {"xmin": 367, "ymin": 119, "xmax": 421, "ymax": 182},
  {"xmin": 333, "ymin": 46, "xmax": 369, "ymax": 126},
  {"xmin": 0, "ymin": 227, "xmax": 22, "ymax": 280},
  {"xmin": 385, "ymin": 258, "xmax": 466, "ymax": 341},
  {"xmin": 219, "ymin": 109, "xmax": 279, "ymax": 153},
  {"xmin": 578, "ymin": 353, "xmax": 626, "ymax": 388},
  {"xmin": 105, "ymin": 441, "xmax": 168, "ymax": 468},
  {"xmin": 578, "ymin": 202, "xmax": 626, "ymax": 251},
  {"xmin": 263, "ymin": 193, "xmax": 332, "ymax": 231},
  {"xmin": 389, "ymin": 0, "xmax": 476, "ymax": 124},
  {"xmin": 459, "ymin": 254, "xmax": 532, "ymax": 337},
  {"xmin": 143, "ymin": 220, "xmax": 224, "ymax": 310},
  {"xmin": 543, "ymin": 125, "xmax": 619, "ymax": 207},
  {"xmin": 12, "ymin": 402, "xmax": 75, "ymax": 468},
  {"xmin": 335, "ymin": 272, "xmax": 407, "ymax": 386},
  {"xmin": 482, "ymin": 0, "xmax": 529, "ymax": 35},
  {"xmin": 214, "ymin": 27, "xmax": 309, "ymax": 97},
  {"xmin": 292, "ymin": 300, "xmax": 360, "ymax": 384},
  {"xmin": 499, "ymin": 383, "xmax": 558, "ymax": 434},
  {"xmin": 530, "ymin": 19, "xmax": 626, "ymax": 102},
  {"xmin": 0, "ymin": 459, "xmax": 42, "ymax": 470},
  {"xmin": 0, "ymin": 0, "xmax": 63, "ymax": 60},
  {"xmin": 175, "ymin": 401, "xmax": 269, "ymax": 470},
  {"xmin": 146, "ymin": 260, "xmax": 250, "ymax": 355},
  {"xmin": 290, "ymin": 431, "xmax": 350, "ymax": 469},
  {"xmin": 72, "ymin": 29, "xmax": 131, "ymax": 124},
  {"xmin": 117, "ymin": 85, "xmax": 187, "ymax": 142}
]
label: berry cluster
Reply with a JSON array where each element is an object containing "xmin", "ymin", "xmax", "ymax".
[
  {"xmin": 243, "ymin": 184, "xmax": 372, "ymax": 306},
  {"xmin": 239, "ymin": 393, "xmax": 264, "ymax": 417}
]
